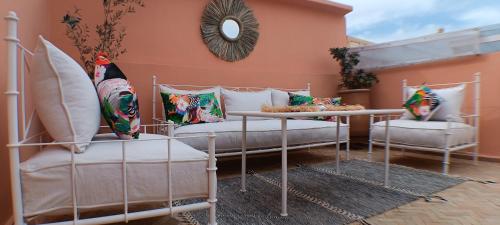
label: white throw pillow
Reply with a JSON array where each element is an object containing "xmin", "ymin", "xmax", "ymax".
[
  {"xmin": 222, "ymin": 88, "xmax": 273, "ymax": 120},
  {"xmin": 159, "ymin": 84, "xmax": 222, "ymax": 105},
  {"xmin": 31, "ymin": 36, "xmax": 100, "ymax": 153},
  {"xmin": 401, "ymin": 84, "xmax": 465, "ymax": 122},
  {"xmin": 271, "ymin": 89, "xmax": 311, "ymax": 106}
]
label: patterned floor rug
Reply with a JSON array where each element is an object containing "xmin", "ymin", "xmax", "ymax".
[{"xmin": 180, "ymin": 159, "xmax": 464, "ymax": 225}]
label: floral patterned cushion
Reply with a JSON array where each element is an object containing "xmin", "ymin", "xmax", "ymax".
[
  {"xmin": 160, "ymin": 92, "xmax": 224, "ymax": 125},
  {"xmin": 403, "ymin": 86, "xmax": 442, "ymax": 121},
  {"xmin": 94, "ymin": 53, "xmax": 141, "ymax": 139},
  {"xmin": 289, "ymin": 93, "xmax": 342, "ymax": 107},
  {"xmin": 313, "ymin": 97, "xmax": 342, "ymax": 106},
  {"xmin": 289, "ymin": 93, "xmax": 314, "ymax": 106},
  {"xmin": 289, "ymin": 93, "xmax": 342, "ymax": 121}
]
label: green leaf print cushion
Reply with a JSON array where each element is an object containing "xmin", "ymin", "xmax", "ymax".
[{"xmin": 160, "ymin": 92, "xmax": 224, "ymax": 126}]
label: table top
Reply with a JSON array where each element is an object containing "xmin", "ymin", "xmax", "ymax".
[{"xmin": 226, "ymin": 109, "xmax": 406, "ymax": 118}]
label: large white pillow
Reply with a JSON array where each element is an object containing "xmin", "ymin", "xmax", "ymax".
[
  {"xmin": 402, "ymin": 84, "xmax": 465, "ymax": 122},
  {"xmin": 222, "ymin": 88, "xmax": 273, "ymax": 120},
  {"xmin": 31, "ymin": 36, "xmax": 100, "ymax": 153},
  {"xmin": 271, "ymin": 89, "xmax": 311, "ymax": 106}
]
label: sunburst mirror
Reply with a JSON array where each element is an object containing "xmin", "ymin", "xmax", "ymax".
[{"xmin": 201, "ymin": 0, "xmax": 259, "ymax": 62}]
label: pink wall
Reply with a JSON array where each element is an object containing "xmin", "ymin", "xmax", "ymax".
[
  {"xmin": 372, "ymin": 53, "xmax": 500, "ymax": 159},
  {"xmin": 47, "ymin": 0, "xmax": 350, "ymax": 125},
  {"xmin": 0, "ymin": 0, "xmax": 350, "ymax": 223}
]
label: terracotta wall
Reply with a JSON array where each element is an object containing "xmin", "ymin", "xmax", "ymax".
[
  {"xmin": 371, "ymin": 53, "xmax": 500, "ymax": 159},
  {"xmin": 47, "ymin": 0, "xmax": 349, "ymax": 125},
  {"xmin": 0, "ymin": 1, "xmax": 52, "ymax": 224},
  {"xmin": 0, "ymin": 0, "xmax": 349, "ymax": 223}
]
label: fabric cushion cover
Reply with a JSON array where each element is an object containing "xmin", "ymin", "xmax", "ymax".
[
  {"xmin": 160, "ymin": 92, "xmax": 224, "ymax": 125},
  {"xmin": 20, "ymin": 133, "xmax": 209, "ymax": 217},
  {"xmin": 159, "ymin": 84, "xmax": 222, "ymax": 107},
  {"xmin": 402, "ymin": 86, "xmax": 442, "ymax": 121},
  {"xmin": 371, "ymin": 120, "xmax": 474, "ymax": 149},
  {"xmin": 94, "ymin": 53, "xmax": 140, "ymax": 139},
  {"xmin": 221, "ymin": 88, "xmax": 273, "ymax": 120},
  {"xmin": 174, "ymin": 119, "xmax": 349, "ymax": 152},
  {"xmin": 31, "ymin": 36, "xmax": 100, "ymax": 153},
  {"xmin": 402, "ymin": 84, "xmax": 465, "ymax": 122},
  {"xmin": 271, "ymin": 89, "xmax": 310, "ymax": 106}
]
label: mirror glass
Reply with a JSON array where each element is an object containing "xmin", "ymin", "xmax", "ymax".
[{"xmin": 221, "ymin": 19, "xmax": 240, "ymax": 40}]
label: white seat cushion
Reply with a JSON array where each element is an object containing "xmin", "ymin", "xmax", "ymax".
[
  {"xmin": 21, "ymin": 134, "xmax": 209, "ymax": 217},
  {"xmin": 174, "ymin": 120, "xmax": 348, "ymax": 153},
  {"xmin": 371, "ymin": 120, "xmax": 475, "ymax": 149}
]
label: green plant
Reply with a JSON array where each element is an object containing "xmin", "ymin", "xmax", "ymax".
[
  {"xmin": 62, "ymin": 0, "xmax": 145, "ymax": 77},
  {"xmin": 329, "ymin": 47, "xmax": 378, "ymax": 89}
]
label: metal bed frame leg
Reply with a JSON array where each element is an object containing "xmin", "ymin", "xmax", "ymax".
[
  {"xmin": 443, "ymin": 121, "xmax": 452, "ymax": 175},
  {"xmin": 346, "ymin": 116, "xmax": 350, "ymax": 160},
  {"xmin": 336, "ymin": 117, "xmax": 341, "ymax": 174},
  {"xmin": 384, "ymin": 116, "xmax": 391, "ymax": 187},
  {"xmin": 280, "ymin": 118, "xmax": 288, "ymax": 217},
  {"xmin": 368, "ymin": 114, "xmax": 374, "ymax": 162},
  {"xmin": 473, "ymin": 72, "xmax": 481, "ymax": 165},
  {"xmin": 241, "ymin": 116, "xmax": 247, "ymax": 192},
  {"xmin": 208, "ymin": 132, "xmax": 218, "ymax": 225},
  {"xmin": 473, "ymin": 145, "xmax": 479, "ymax": 166},
  {"xmin": 443, "ymin": 150, "xmax": 450, "ymax": 175}
]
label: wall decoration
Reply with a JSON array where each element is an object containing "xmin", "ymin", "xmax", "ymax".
[{"xmin": 201, "ymin": 0, "xmax": 259, "ymax": 62}]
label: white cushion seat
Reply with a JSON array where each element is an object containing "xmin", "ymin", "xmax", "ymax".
[
  {"xmin": 174, "ymin": 119, "xmax": 349, "ymax": 153},
  {"xmin": 371, "ymin": 120, "xmax": 475, "ymax": 149},
  {"xmin": 20, "ymin": 134, "xmax": 209, "ymax": 217}
]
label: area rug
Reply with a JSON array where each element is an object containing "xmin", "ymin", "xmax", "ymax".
[{"xmin": 180, "ymin": 160, "xmax": 464, "ymax": 225}]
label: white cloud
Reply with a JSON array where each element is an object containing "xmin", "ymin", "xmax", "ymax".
[
  {"xmin": 357, "ymin": 24, "xmax": 442, "ymax": 43},
  {"xmin": 459, "ymin": 7, "xmax": 500, "ymax": 27},
  {"xmin": 333, "ymin": 0, "xmax": 439, "ymax": 32},
  {"xmin": 333, "ymin": 0, "xmax": 500, "ymax": 43}
]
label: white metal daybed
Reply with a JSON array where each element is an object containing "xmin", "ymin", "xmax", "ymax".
[
  {"xmin": 151, "ymin": 77, "xmax": 352, "ymax": 158},
  {"xmin": 369, "ymin": 74, "xmax": 480, "ymax": 175},
  {"xmin": 5, "ymin": 11, "xmax": 217, "ymax": 225}
]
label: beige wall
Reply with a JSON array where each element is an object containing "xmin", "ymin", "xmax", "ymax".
[
  {"xmin": 0, "ymin": 0, "xmax": 349, "ymax": 223},
  {"xmin": 372, "ymin": 53, "xmax": 500, "ymax": 159}
]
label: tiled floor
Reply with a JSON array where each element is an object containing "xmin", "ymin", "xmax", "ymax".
[{"xmin": 114, "ymin": 146, "xmax": 500, "ymax": 225}]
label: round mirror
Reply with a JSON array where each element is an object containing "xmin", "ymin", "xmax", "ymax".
[{"xmin": 221, "ymin": 19, "xmax": 240, "ymax": 41}]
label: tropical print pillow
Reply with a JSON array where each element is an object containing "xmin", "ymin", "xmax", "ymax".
[
  {"xmin": 160, "ymin": 92, "xmax": 224, "ymax": 125},
  {"xmin": 289, "ymin": 93, "xmax": 342, "ymax": 107},
  {"xmin": 314, "ymin": 97, "xmax": 342, "ymax": 121},
  {"xmin": 289, "ymin": 93, "xmax": 342, "ymax": 121},
  {"xmin": 313, "ymin": 97, "xmax": 342, "ymax": 106},
  {"xmin": 94, "ymin": 52, "xmax": 140, "ymax": 139},
  {"xmin": 403, "ymin": 85, "xmax": 442, "ymax": 121},
  {"xmin": 289, "ymin": 93, "xmax": 314, "ymax": 106}
]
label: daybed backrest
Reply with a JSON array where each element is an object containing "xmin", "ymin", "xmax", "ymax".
[
  {"xmin": 151, "ymin": 75, "xmax": 311, "ymax": 121},
  {"xmin": 402, "ymin": 72, "xmax": 481, "ymax": 117}
]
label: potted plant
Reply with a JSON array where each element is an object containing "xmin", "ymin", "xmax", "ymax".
[{"xmin": 330, "ymin": 47, "xmax": 378, "ymax": 136}]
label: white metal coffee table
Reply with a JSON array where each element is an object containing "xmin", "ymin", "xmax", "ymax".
[{"xmin": 226, "ymin": 109, "xmax": 405, "ymax": 216}]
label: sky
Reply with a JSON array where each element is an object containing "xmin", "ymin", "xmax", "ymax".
[{"xmin": 334, "ymin": 0, "xmax": 500, "ymax": 43}]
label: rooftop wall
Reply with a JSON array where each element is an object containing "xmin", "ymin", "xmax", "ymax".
[{"xmin": 47, "ymin": 0, "xmax": 349, "ymax": 125}]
